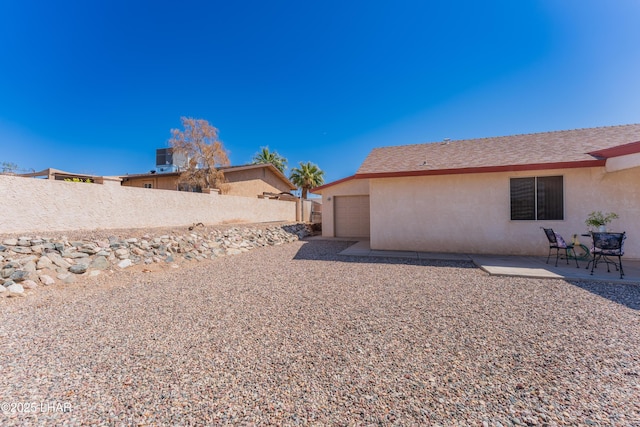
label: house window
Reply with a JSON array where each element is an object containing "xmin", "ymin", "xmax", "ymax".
[
  {"xmin": 144, "ymin": 183, "xmax": 153, "ymax": 189},
  {"xmin": 510, "ymin": 176, "xmax": 563, "ymax": 220}
]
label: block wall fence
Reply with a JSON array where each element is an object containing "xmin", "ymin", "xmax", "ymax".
[{"xmin": 0, "ymin": 175, "xmax": 296, "ymax": 234}]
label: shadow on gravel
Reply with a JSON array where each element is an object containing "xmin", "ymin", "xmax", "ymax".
[
  {"xmin": 568, "ymin": 281, "xmax": 640, "ymax": 311},
  {"xmin": 293, "ymin": 240, "xmax": 476, "ymax": 269}
]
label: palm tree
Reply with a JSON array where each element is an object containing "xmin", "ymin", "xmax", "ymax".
[
  {"xmin": 252, "ymin": 147, "xmax": 287, "ymax": 174},
  {"xmin": 289, "ymin": 161, "xmax": 324, "ymax": 199}
]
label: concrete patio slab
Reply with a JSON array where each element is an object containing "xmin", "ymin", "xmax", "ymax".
[
  {"xmin": 332, "ymin": 239, "xmax": 640, "ymax": 284},
  {"xmin": 472, "ymin": 254, "xmax": 640, "ymax": 284},
  {"xmin": 471, "ymin": 255, "xmax": 566, "ymax": 279},
  {"xmin": 337, "ymin": 240, "xmax": 471, "ymax": 261},
  {"xmin": 336, "ymin": 240, "xmax": 372, "ymax": 256}
]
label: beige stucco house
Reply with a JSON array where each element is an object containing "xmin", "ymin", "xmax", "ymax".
[
  {"xmin": 313, "ymin": 124, "xmax": 640, "ymax": 259},
  {"xmin": 121, "ymin": 163, "xmax": 296, "ymax": 198}
]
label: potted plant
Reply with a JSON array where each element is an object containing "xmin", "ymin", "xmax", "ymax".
[{"xmin": 585, "ymin": 211, "xmax": 619, "ymax": 232}]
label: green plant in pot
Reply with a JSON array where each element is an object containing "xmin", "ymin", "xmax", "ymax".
[{"xmin": 585, "ymin": 211, "xmax": 619, "ymax": 232}]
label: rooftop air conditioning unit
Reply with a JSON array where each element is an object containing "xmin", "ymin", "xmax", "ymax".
[{"xmin": 156, "ymin": 148, "xmax": 188, "ymax": 173}]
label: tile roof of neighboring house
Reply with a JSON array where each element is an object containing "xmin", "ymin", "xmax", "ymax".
[{"xmin": 356, "ymin": 124, "xmax": 640, "ymax": 177}]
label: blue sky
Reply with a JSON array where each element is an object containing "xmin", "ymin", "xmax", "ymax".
[{"xmin": 1, "ymin": 0, "xmax": 640, "ymax": 183}]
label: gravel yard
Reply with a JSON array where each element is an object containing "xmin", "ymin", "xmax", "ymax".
[{"xmin": 1, "ymin": 240, "xmax": 639, "ymax": 426}]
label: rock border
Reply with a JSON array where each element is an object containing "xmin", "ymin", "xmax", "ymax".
[{"xmin": 1, "ymin": 223, "xmax": 312, "ymax": 297}]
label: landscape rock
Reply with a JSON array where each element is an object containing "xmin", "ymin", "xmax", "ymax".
[
  {"xmin": 0, "ymin": 222, "xmax": 313, "ymax": 295},
  {"xmin": 21, "ymin": 279, "xmax": 39, "ymax": 289},
  {"xmin": 78, "ymin": 245, "xmax": 99, "ymax": 254},
  {"xmin": 69, "ymin": 264, "xmax": 89, "ymax": 274},
  {"xmin": 1, "ymin": 267, "xmax": 15, "ymax": 279},
  {"xmin": 9, "ymin": 270, "xmax": 29, "ymax": 282},
  {"xmin": 45, "ymin": 253, "xmax": 72, "ymax": 269},
  {"xmin": 115, "ymin": 248, "xmax": 130, "ymax": 259},
  {"xmin": 57, "ymin": 273, "xmax": 76, "ymax": 284},
  {"xmin": 118, "ymin": 259, "xmax": 133, "ymax": 269},
  {"xmin": 90, "ymin": 256, "xmax": 110, "ymax": 270},
  {"xmin": 39, "ymin": 275, "xmax": 56, "ymax": 286},
  {"xmin": 132, "ymin": 247, "xmax": 146, "ymax": 256},
  {"xmin": 23, "ymin": 260, "xmax": 37, "ymax": 273},
  {"xmin": 11, "ymin": 246, "xmax": 32, "ymax": 254},
  {"xmin": 6, "ymin": 283, "xmax": 25, "ymax": 295},
  {"xmin": 63, "ymin": 251, "xmax": 90, "ymax": 259},
  {"xmin": 37, "ymin": 256, "xmax": 54, "ymax": 270}
]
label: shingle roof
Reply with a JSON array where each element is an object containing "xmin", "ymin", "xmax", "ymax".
[{"xmin": 357, "ymin": 124, "xmax": 640, "ymax": 176}]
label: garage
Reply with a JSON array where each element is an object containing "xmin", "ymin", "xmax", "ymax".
[{"xmin": 334, "ymin": 195, "xmax": 370, "ymax": 238}]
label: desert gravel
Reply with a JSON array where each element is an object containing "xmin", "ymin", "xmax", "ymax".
[{"xmin": 1, "ymin": 240, "xmax": 639, "ymax": 426}]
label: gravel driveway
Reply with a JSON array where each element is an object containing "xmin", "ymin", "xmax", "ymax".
[{"xmin": 1, "ymin": 240, "xmax": 639, "ymax": 426}]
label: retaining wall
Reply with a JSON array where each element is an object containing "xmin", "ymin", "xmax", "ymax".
[{"xmin": 0, "ymin": 175, "xmax": 296, "ymax": 234}]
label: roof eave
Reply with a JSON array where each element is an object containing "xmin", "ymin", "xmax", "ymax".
[
  {"xmin": 587, "ymin": 140, "xmax": 640, "ymax": 159},
  {"xmin": 310, "ymin": 175, "xmax": 358, "ymax": 193},
  {"xmin": 354, "ymin": 160, "xmax": 607, "ymax": 179}
]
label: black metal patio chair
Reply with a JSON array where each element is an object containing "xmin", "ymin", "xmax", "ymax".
[
  {"xmin": 589, "ymin": 232, "xmax": 626, "ymax": 279},
  {"xmin": 542, "ymin": 227, "xmax": 579, "ymax": 268}
]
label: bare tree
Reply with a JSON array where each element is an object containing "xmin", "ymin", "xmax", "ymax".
[{"xmin": 169, "ymin": 117, "xmax": 230, "ymax": 191}]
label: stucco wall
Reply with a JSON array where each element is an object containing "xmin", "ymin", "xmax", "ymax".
[
  {"xmin": 299, "ymin": 199, "xmax": 322, "ymax": 223},
  {"xmin": 225, "ymin": 168, "xmax": 292, "ymax": 195},
  {"xmin": 122, "ymin": 174, "xmax": 178, "ymax": 190},
  {"xmin": 225, "ymin": 179, "xmax": 283, "ymax": 198},
  {"xmin": 369, "ymin": 166, "xmax": 640, "ymax": 259},
  {"xmin": 0, "ymin": 175, "xmax": 296, "ymax": 234},
  {"xmin": 319, "ymin": 179, "xmax": 370, "ymax": 237}
]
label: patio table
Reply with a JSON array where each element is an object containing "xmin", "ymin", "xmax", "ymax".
[{"xmin": 565, "ymin": 234, "xmax": 591, "ymax": 262}]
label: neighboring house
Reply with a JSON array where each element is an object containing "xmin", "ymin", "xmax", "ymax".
[
  {"xmin": 16, "ymin": 168, "xmax": 120, "ymax": 185},
  {"xmin": 121, "ymin": 163, "xmax": 297, "ymax": 198},
  {"xmin": 312, "ymin": 124, "xmax": 640, "ymax": 259}
]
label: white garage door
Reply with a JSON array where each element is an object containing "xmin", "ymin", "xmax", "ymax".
[{"xmin": 334, "ymin": 195, "xmax": 370, "ymax": 238}]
